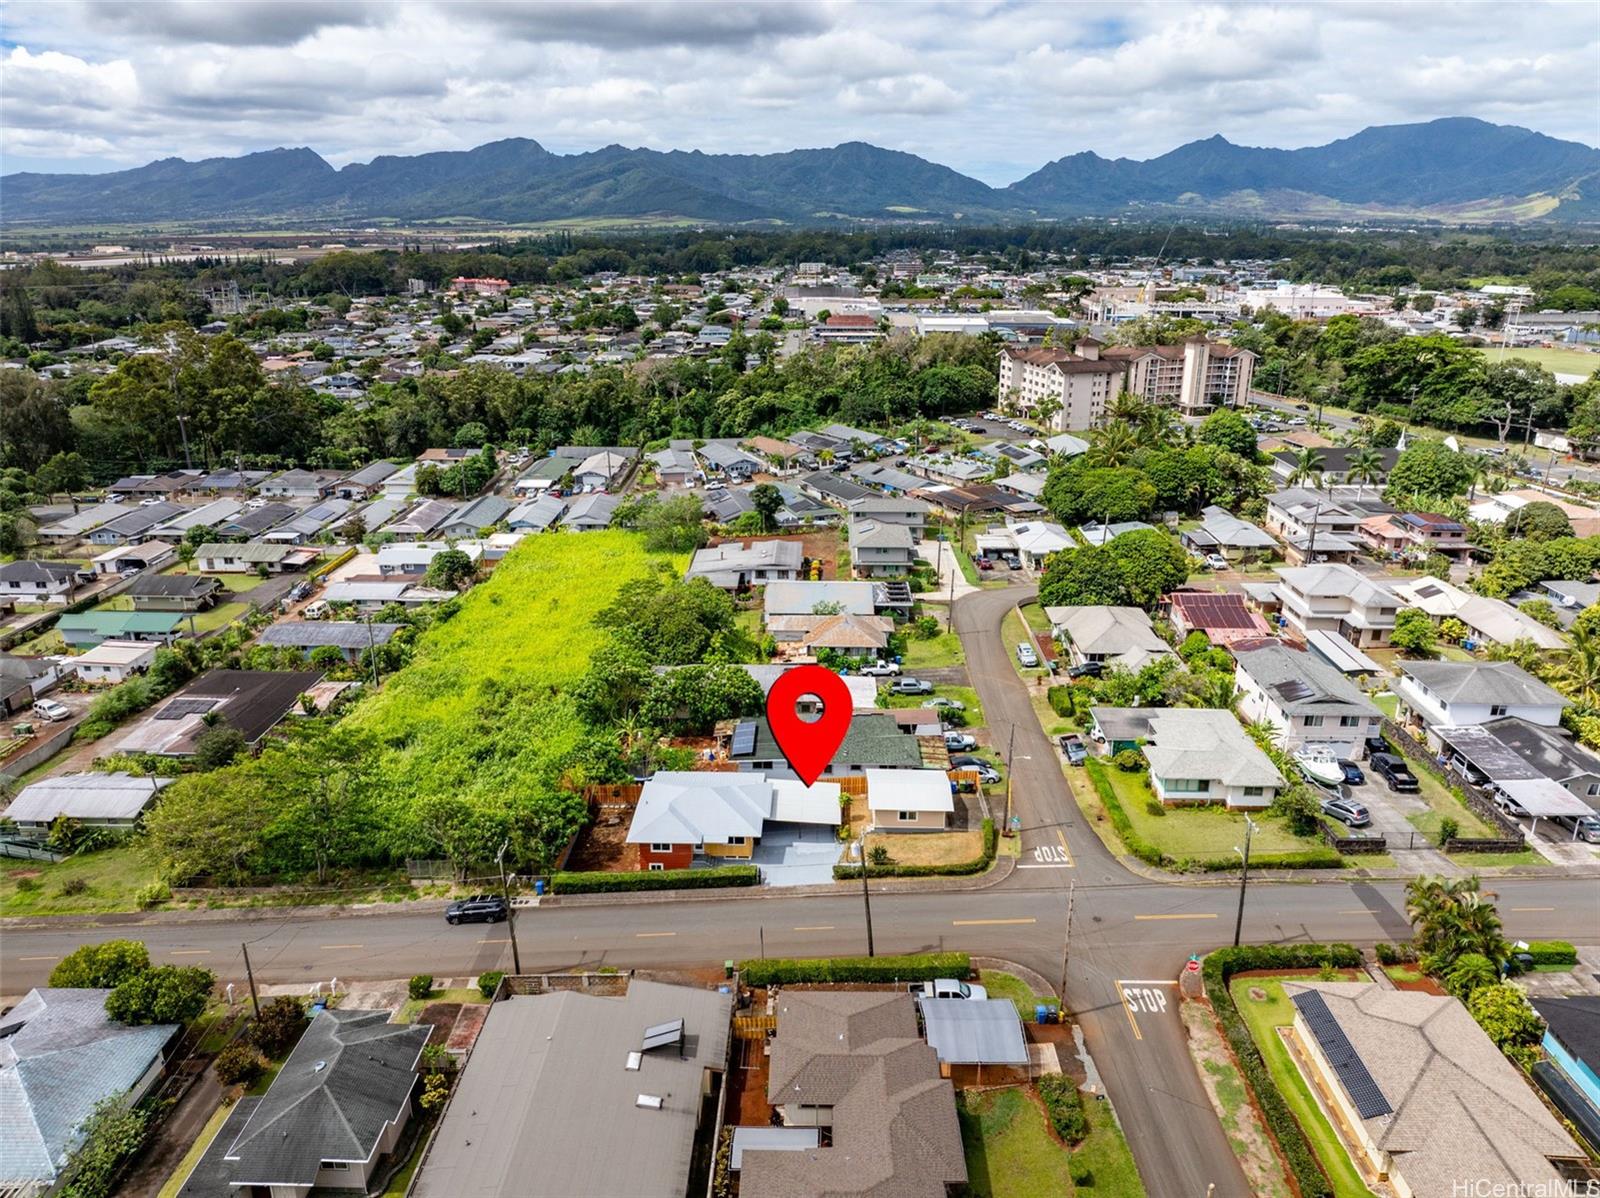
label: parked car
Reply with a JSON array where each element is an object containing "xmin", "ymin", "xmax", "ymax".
[
  {"xmin": 302, "ymin": 599, "xmax": 330, "ymax": 620},
  {"xmin": 1320, "ymin": 796, "xmax": 1372, "ymax": 828},
  {"xmin": 858, "ymin": 661, "xmax": 902, "ymax": 677},
  {"xmin": 1338, "ymin": 760, "xmax": 1365, "ymax": 786},
  {"xmin": 1066, "ymin": 661, "xmax": 1103, "ymax": 679},
  {"xmin": 1493, "ymin": 790, "xmax": 1530, "ymax": 818},
  {"xmin": 952, "ymin": 759, "xmax": 1000, "ymax": 783},
  {"xmin": 975, "ymin": 557, "xmax": 995, "ymax": 571},
  {"xmin": 927, "ymin": 697, "xmax": 965, "ymax": 710},
  {"xmin": 944, "ymin": 731, "xmax": 977, "ymax": 751},
  {"xmin": 1016, "ymin": 643, "xmax": 1039, "ymax": 668},
  {"xmin": 1059, "ymin": 734, "xmax": 1088, "ymax": 765},
  {"xmin": 1363, "ymin": 735, "xmax": 1391, "ymax": 759},
  {"xmin": 1370, "ymin": 753, "xmax": 1420, "ymax": 794},
  {"xmin": 1550, "ymin": 812, "xmax": 1600, "ymax": 843},
  {"xmin": 445, "ymin": 894, "xmax": 508, "ymax": 925},
  {"xmin": 31, "ymin": 698, "xmax": 71, "ymax": 722},
  {"xmin": 890, "ymin": 678, "xmax": 934, "ymax": 696},
  {"xmin": 1203, "ymin": 553, "xmax": 1230, "ymax": 571},
  {"xmin": 907, "ymin": 978, "xmax": 989, "ymax": 1001}
]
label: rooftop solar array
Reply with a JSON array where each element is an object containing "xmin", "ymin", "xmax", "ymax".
[
  {"xmin": 1171, "ymin": 591, "xmax": 1260, "ymax": 629},
  {"xmin": 1271, "ymin": 680, "xmax": 1315, "ymax": 703},
  {"xmin": 1291, "ymin": 989, "xmax": 1392, "ymax": 1119},
  {"xmin": 730, "ymin": 722, "xmax": 757, "ymax": 756},
  {"xmin": 155, "ymin": 697, "xmax": 218, "ymax": 721},
  {"xmin": 641, "ymin": 1018, "xmax": 684, "ymax": 1052}
]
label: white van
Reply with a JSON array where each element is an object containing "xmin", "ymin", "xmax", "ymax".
[
  {"xmin": 32, "ymin": 698, "xmax": 71, "ymax": 722},
  {"xmin": 302, "ymin": 600, "xmax": 330, "ymax": 620}
]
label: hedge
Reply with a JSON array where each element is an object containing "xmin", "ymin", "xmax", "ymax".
[
  {"xmin": 1526, "ymin": 940, "xmax": 1577, "ymax": 965},
  {"xmin": 550, "ymin": 865, "xmax": 758, "ymax": 894},
  {"xmin": 741, "ymin": 952, "xmax": 970, "ymax": 987},
  {"xmin": 833, "ymin": 820, "xmax": 996, "ymax": 880},
  {"xmin": 1047, "ymin": 686, "xmax": 1075, "ymax": 717},
  {"xmin": 1084, "ymin": 759, "xmax": 1343, "ymax": 872},
  {"xmin": 1037, "ymin": 1073, "xmax": 1088, "ymax": 1144},
  {"xmin": 1375, "ymin": 941, "xmax": 1418, "ymax": 965},
  {"xmin": 308, "ymin": 546, "xmax": 357, "ymax": 581},
  {"xmin": 1203, "ymin": 943, "xmax": 1362, "ymax": 1198}
]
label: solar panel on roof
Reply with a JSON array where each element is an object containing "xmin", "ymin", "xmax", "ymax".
[
  {"xmin": 1174, "ymin": 592, "xmax": 1259, "ymax": 629},
  {"xmin": 1271, "ymin": 680, "xmax": 1315, "ymax": 703},
  {"xmin": 155, "ymin": 697, "xmax": 218, "ymax": 720},
  {"xmin": 1291, "ymin": 990, "xmax": 1392, "ymax": 1119},
  {"xmin": 641, "ymin": 1018, "xmax": 684, "ymax": 1051},
  {"xmin": 731, "ymin": 722, "xmax": 757, "ymax": 756}
]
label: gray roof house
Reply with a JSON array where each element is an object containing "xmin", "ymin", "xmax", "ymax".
[
  {"xmin": 745, "ymin": 990, "xmax": 965, "ymax": 1198},
  {"xmin": 1233, "ymin": 641, "xmax": 1382, "ymax": 756},
  {"xmin": 412, "ymin": 980, "xmax": 731, "ymax": 1198},
  {"xmin": 1181, "ymin": 504, "xmax": 1279, "ymax": 556},
  {"xmin": 561, "ymin": 493, "xmax": 620, "ymax": 531},
  {"xmin": 1090, "ymin": 706, "xmax": 1283, "ymax": 808},
  {"xmin": 1045, "ymin": 606, "xmax": 1174, "ymax": 672},
  {"xmin": 1395, "ymin": 660, "xmax": 1568, "ymax": 742},
  {"xmin": 333, "ymin": 460, "xmax": 400, "ymax": 499},
  {"xmin": 439, "ymin": 494, "xmax": 511, "ymax": 538},
  {"xmin": 686, "ymin": 540, "xmax": 804, "ymax": 589},
  {"xmin": 698, "ymin": 440, "xmax": 764, "ymax": 477},
  {"xmin": 178, "ymin": 1009, "xmax": 428, "ymax": 1197},
  {"xmin": 507, "ymin": 495, "xmax": 566, "ymax": 531},
  {"xmin": 256, "ymin": 621, "xmax": 403, "ymax": 662},
  {"xmin": 89, "ymin": 501, "xmax": 186, "ymax": 545},
  {"xmin": 731, "ymin": 712, "xmax": 926, "ymax": 777},
  {"xmin": 4, "ymin": 772, "xmax": 172, "ymax": 837},
  {"xmin": 849, "ymin": 517, "xmax": 917, "ymax": 578},
  {"xmin": 1283, "ymin": 982, "xmax": 1582, "ymax": 1198},
  {"xmin": 0, "ymin": 988, "xmax": 178, "ymax": 1192},
  {"xmin": 381, "ymin": 498, "xmax": 457, "ymax": 540}
]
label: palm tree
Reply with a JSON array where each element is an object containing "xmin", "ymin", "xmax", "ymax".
[
  {"xmin": 1139, "ymin": 405, "xmax": 1181, "ymax": 447},
  {"xmin": 1555, "ymin": 625, "xmax": 1600, "ymax": 707},
  {"xmin": 1345, "ymin": 447, "xmax": 1384, "ymax": 498},
  {"xmin": 1285, "ymin": 447, "xmax": 1326, "ymax": 489},
  {"xmin": 1087, "ymin": 422, "xmax": 1141, "ymax": 468},
  {"xmin": 1107, "ymin": 390, "xmax": 1148, "ymax": 427},
  {"xmin": 1464, "ymin": 457, "xmax": 1492, "ymax": 504}
]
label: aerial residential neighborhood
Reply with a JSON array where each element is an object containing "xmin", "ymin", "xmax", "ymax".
[{"xmin": 2, "ymin": 4, "xmax": 1599, "ymax": 1197}]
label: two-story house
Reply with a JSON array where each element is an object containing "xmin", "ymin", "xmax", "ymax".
[
  {"xmin": 0, "ymin": 560, "xmax": 85, "ymax": 606},
  {"xmin": 1395, "ymin": 661, "xmax": 1568, "ymax": 747},
  {"xmin": 849, "ymin": 517, "xmax": 917, "ymax": 578},
  {"xmin": 1274, "ymin": 563, "xmax": 1400, "ymax": 648},
  {"xmin": 1234, "ymin": 642, "xmax": 1382, "ymax": 759},
  {"xmin": 846, "ymin": 495, "xmax": 929, "ymax": 537}
]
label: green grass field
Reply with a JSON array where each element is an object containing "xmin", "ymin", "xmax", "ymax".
[
  {"xmin": 1489, "ymin": 346, "xmax": 1600, "ymax": 379},
  {"xmin": 1102, "ymin": 764, "xmax": 1321, "ymax": 859},
  {"xmin": 960, "ymin": 1088, "xmax": 1076, "ymax": 1197},
  {"xmin": 902, "ymin": 631, "xmax": 964, "ymax": 669},
  {"xmin": 885, "ymin": 684, "xmax": 985, "ymax": 730},
  {"xmin": 1, "ymin": 843, "xmax": 160, "ymax": 917},
  {"xmin": 1230, "ymin": 977, "xmax": 1376, "ymax": 1198},
  {"xmin": 982, "ymin": 970, "xmax": 1059, "ymax": 1018}
]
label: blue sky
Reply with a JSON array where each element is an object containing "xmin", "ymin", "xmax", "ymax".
[{"xmin": 3, "ymin": 1, "xmax": 1596, "ymax": 181}]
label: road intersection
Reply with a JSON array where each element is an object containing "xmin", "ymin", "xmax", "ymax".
[{"xmin": 4, "ymin": 583, "xmax": 1597, "ymax": 1196}]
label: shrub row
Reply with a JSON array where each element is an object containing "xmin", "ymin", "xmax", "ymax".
[
  {"xmin": 1203, "ymin": 943, "xmax": 1362, "ymax": 1198},
  {"xmin": 1374, "ymin": 941, "xmax": 1419, "ymax": 965},
  {"xmin": 1047, "ymin": 685, "xmax": 1075, "ymax": 717},
  {"xmin": 1084, "ymin": 760, "xmax": 1343, "ymax": 872},
  {"xmin": 833, "ymin": 820, "xmax": 996, "ymax": 880},
  {"xmin": 1526, "ymin": 940, "xmax": 1577, "ymax": 965},
  {"xmin": 741, "ymin": 952, "xmax": 970, "ymax": 987},
  {"xmin": 550, "ymin": 865, "xmax": 758, "ymax": 894},
  {"xmin": 1037, "ymin": 1073, "xmax": 1089, "ymax": 1144}
]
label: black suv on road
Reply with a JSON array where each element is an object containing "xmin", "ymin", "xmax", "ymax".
[{"xmin": 445, "ymin": 894, "xmax": 508, "ymax": 925}]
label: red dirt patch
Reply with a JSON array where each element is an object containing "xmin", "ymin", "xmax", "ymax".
[
  {"xmin": 416, "ymin": 1002, "xmax": 462, "ymax": 1046},
  {"xmin": 566, "ymin": 821, "xmax": 638, "ymax": 872},
  {"xmin": 446, "ymin": 1003, "xmax": 489, "ymax": 1051}
]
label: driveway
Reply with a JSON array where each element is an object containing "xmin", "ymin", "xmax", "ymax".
[
  {"xmin": 1336, "ymin": 776, "xmax": 1462, "ymax": 876},
  {"xmin": 752, "ymin": 823, "xmax": 842, "ymax": 887},
  {"xmin": 923, "ymin": 538, "xmax": 979, "ymax": 602}
]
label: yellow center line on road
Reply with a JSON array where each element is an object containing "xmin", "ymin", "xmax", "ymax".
[
  {"xmin": 952, "ymin": 918, "xmax": 1036, "ymax": 926},
  {"xmin": 1133, "ymin": 913, "xmax": 1218, "ymax": 921},
  {"xmin": 319, "ymin": 944, "xmax": 364, "ymax": 950},
  {"xmin": 793, "ymin": 925, "xmax": 835, "ymax": 931},
  {"xmin": 635, "ymin": 932, "xmax": 677, "ymax": 938},
  {"xmin": 18, "ymin": 955, "xmax": 57, "ymax": 962},
  {"xmin": 1511, "ymin": 906, "xmax": 1555, "ymax": 912},
  {"xmin": 169, "ymin": 950, "xmax": 211, "ymax": 955},
  {"xmin": 1056, "ymin": 828, "xmax": 1075, "ymax": 867},
  {"xmin": 1114, "ymin": 981, "xmax": 1143, "ymax": 1041}
]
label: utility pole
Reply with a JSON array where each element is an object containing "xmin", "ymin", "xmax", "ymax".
[
  {"xmin": 1232, "ymin": 814, "xmax": 1257, "ymax": 949},
  {"xmin": 1003, "ymin": 724, "xmax": 1017, "ymax": 837},
  {"xmin": 1057, "ymin": 881, "xmax": 1076, "ymax": 1012},
  {"xmin": 364, "ymin": 613, "xmax": 381, "ymax": 687},
  {"xmin": 860, "ymin": 835, "xmax": 875, "ymax": 957},
  {"xmin": 240, "ymin": 942, "xmax": 261, "ymax": 1018},
  {"xmin": 496, "ymin": 840, "xmax": 523, "ymax": 975},
  {"xmin": 176, "ymin": 413, "xmax": 194, "ymax": 471}
]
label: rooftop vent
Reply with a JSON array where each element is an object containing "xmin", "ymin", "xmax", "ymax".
[
  {"xmin": 625, "ymin": 1051, "xmax": 642, "ymax": 1071},
  {"xmin": 636, "ymin": 1094, "xmax": 664, "ymax": 1110},
  {"xmin": 313, "ymin": 1060, "xmax": 327, "ymax": 1072}
]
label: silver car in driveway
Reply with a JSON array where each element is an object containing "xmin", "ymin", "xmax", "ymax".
[{"xmin": 1016, "ymin": 643, "xmax": 1039, "ymax": 668}]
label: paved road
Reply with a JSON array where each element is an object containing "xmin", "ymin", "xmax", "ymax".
[{"xmin": 5, "ymin": 582, "xmax": 1598, "ymax": 1196}]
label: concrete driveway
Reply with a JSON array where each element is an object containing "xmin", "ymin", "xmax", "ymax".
[{"xmin": 752, "ymin": 823, "xmax": 842, "ymax": 887}]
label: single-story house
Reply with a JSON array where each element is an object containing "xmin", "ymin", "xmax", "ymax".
[
  {"xmin": 128, "ymin": 573, "xmax": 225, "ymax": 612},
  {"xmin": 111, "ymin": 669, "xmax": 324, "ymax": 757},
  {"xmin": 55, "ymin": 610, "xmax": 182, "ymax": 650},
  {"xmin": 507, "ymin": 495, "xmax": 566, "ymax": 531},
  {"xmin": 1283, "ymin": 982, "xmax": 1582, "ymax": 1198},
  {"xmin": 512, "ymin": 456, "xmax": 569, "ymax": 496},
  {"xmin": 258, "ymin": 468, "xmax": 340, "ymax": 500},
  {"xmin": 214, "ymin": 502, "xmax": 299, "ymax": 539},
  {"xmin": 792, "ymin": 612, "xmax": 894, "ymax": 658},
  {"xmin": 1089, "ymin": 706, "xmax": 1283, "ymax": 808},
  {"xmin": 381, "ymin": 498, "xmax": 458, "ymax": 540},
  {"xmin": 730, "ymin": 712, "xmax": 927, "ymax": 779},
  {"xmin": 625, "ymin": 771, "xmax": 841, "ymax": 869},
  {"xmin": 320, "ymin": 581, "xmax": 454, "ymax": 610},
  {"xmin": 193, "ymin": 541, "xmax": 317, "ymax": 574},
  {"xmin": 561, "ymin": 493, "xmax": 620, "ymax": 531},
  {"xmin": 1180, "ymin": 505, "xmax": 1278, "ymax": 559},
  {"xmin": 88, "ymin": 502, "xmax": 186, "ymax": 546},
  {"xmin": 762, "ymin": 579, "xmax": 879, "ymax": 618},
  {"xmin": 698, "ymin": 440, "xmax": 764, "ymax": 479},
  {"xmin": 863, "ymin": 767, "xmax": 955, "ymax": 831},
  {"xmin": 147, "ymin": 498, "xmax": 243, "ymax": 540},
  {"xmin": 647, "ymin": 444, "xmax": 698, "ymax": 486},
  {"xmin": 411, "ymin": 981, "xmax": 731, "ymax": 1198},
  {"xmin": 1529, "ymin": 996, "xmax": 1600, "ymax": 1150},
  {"xmin": 572, "ymin": 450, "xmax": 631, "ymax": 491},
  {"xmin": 70, "ymin": 638, "xmax": 159, "ymax": 685},
  {"xmin": 36, "ymin": 502, "xmax": 131, "ymax": 544},
  {"xmin": 686, "ymin": 540, "xmax": 804, "ymax": 589},
  {"xmin": 0, "ymin": 652, "xmax": 60, "ymax": 716},
  {"xmin": 0, "ymin": 989, "xmax": 178, "ymax": 1193},
  {"xmin": 1078, "ymin": 520, "xmax": 1157, "ymax": 547},
  {"xmin": 376, "ymin": 541, "xmax": 483, "ymax": 578},
  {"xmin": 1046, "ymin": 605, "xmax": 1174, "ymax": 673},
  {"xmin": 1391, "ymin": 576, "xmax": 1567, "ymax": 651},
  {"xmin": 176, "ymin": 1010, "xmax": 428, "ymax": 1197},
  {"xmin": 1166, "ymin": 590, "xmax": 1273, "ymax": 645},
  {"xmin": 262, "ymin": 498, "xmax": 356, "ymax": 544},
  {"xmin": 3, "ymin": 772, "xmax": 172, "ymax": 838},
  {"xmin": 90, "ymin": 541, "xmax": 174, "ymax": 576},
  {"xmin": 439, "ymin": 494, "xmax": 511, "ymax": 538},
  {"xmin": 334, "ymin": 459, "xmax": 400, "ymax": 499},
  {"xmin": 256, "ymin": 621, "xmax": 403, "ymax": 662}
]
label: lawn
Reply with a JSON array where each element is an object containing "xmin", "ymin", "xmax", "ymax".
[
  {"xmin": 156, "ymin": 1100, "xmax": 234, "ymax": 1198},
  {"xmin": 1101, "ymin": 763, "xmax": 1322, "ymax": 860},
  {"xmin": 1371, "ymin": 693, "xmax": 1398, "ymax": 719},
  {"xmin": 1452, "ymin": 848, "xmax": 1546, "ymax": 868},
  {"xmin": 395, "ymin": 986, "xmax": 489, "ymax": 1024},
  {"xmin": 1382, "ymin": 962, "xmax": 1428, "ymax": 985},
  {"xmin": 1230, "ymin": 977, "xmax": 1376, "ymax": 1198},
  {"xmin": 160, "ymin": 565, "xmax": 272, "ymax": 593},
  {"xmin": 863, "ymin": 828, "xmax": 982, "ymax": 867},
  {"xmin": 9, "ymin": 629, "xmax": 65, "ymax": 655},
  {"xmin": 902, "ymin": 630, "xmax": 964, "ymax": 669},
  {"xmin": 1, "ymin": 843, "xmax": 160, "ymax": 917},
  {"xmin": 1491, "ymin": 346, "xmax": 1600, "ymax": 379},
  {"xmin": 1403, "ymin": 769, "xmax": 1497, "ymax": 843},
  {"xmin": 1019, "ymin": 603, "xmax": 1053, "ymax": 636},
  {"xmin": 959, "ymin": 1088, "xmax": 1076, "ymax": 1197},
  {"xmin": 885, "ymin": 683, "xmax": 985, "ymax": 730},
  {"xmin": 982, "ymin": 969, "xmax": 1059, "ymax": 1018},
  {"xmin": 1072, "ymin": 1090, "xmax": 1148, "ymax": 1196}
]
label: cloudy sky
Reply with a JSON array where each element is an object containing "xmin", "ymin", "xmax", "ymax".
[{"xmin": 3, "ymin": 0, "xmax": 1596, "ymax": 182}]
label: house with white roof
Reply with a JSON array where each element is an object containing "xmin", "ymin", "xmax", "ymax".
[
  {"xmin": 625, "ymin": 771, "xmax": 841, "ymax": 871},
  {"xmin": 1046, "ymin": 606, "xmax": 1174, "ymax": 672},
  {"xmin": 1089, "ymin": 706, "xmax": 1283, "ymax": 808},
  {"xmin": 5, "ymin": 772, "xmax": 172, "ymax": 837},
  {"xmin": 977, "ymin": 518, "xmax": 1073, "ymax": 569},
  {"xmin": 70, "ymin": 639, "xmax": 159, "ymax": 685},
  {"xmin": 862, "ymin": 768, "xmax": 955, "ymax": 832},
  {"xmin": 573, "ymin": 450, "xmax": 630, "ymax": 491},
  {"xmin": 1390, "ymin": 576, "xmax": 1567, "ymax": 651},
  {"xmin": 686, "ymin": 540, "xmax": 805, "ymax": 590}
]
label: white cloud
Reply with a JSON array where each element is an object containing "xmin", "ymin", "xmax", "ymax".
[{"xmin": 0, "ymin": 0, "xmax": 1593, "ymax": 181}]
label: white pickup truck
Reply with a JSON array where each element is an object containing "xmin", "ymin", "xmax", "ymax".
[{"xmin": 906, "ymin": 978, "xmax": 988, "ymax": 1001}]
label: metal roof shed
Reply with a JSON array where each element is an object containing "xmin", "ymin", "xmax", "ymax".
[
  {"xmin": 1305, "ymin": 629, "xmax": 1382, "ymax": 676},
  {"xmin": 919, "ymin": 998, "xmax": 1029, "ymax": 1065}
]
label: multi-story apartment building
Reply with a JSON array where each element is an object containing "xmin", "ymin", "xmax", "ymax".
[
  {"xmin": 998, "ymin": 337, "xmax": 1256, "ymax": 430},
  {"xmin": 1274, "ymin": 562, "xmax": 1401, "ymax": 648}
]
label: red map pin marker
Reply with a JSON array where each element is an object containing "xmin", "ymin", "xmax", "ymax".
[{"xmin": 766, "ymin": 665, "xmax": 853, "ymax": 787}]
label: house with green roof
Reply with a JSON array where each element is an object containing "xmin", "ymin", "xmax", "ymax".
[
  {"xmin": 55, "ymin": 610, "xmax": 183, "ymax": 650},
  {"xmin": 729, "ymin": 712, "xmax": 928, "ymax": 779}
]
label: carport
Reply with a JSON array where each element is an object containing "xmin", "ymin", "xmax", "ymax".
[{"xmin": 1493, "ymin": 777, "xmax": 1596, "ymax": 839}]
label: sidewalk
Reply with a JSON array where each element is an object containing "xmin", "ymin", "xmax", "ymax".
[{"xmin": 923, "ymin": 538, "xmax": 980, "ymax": 602}]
